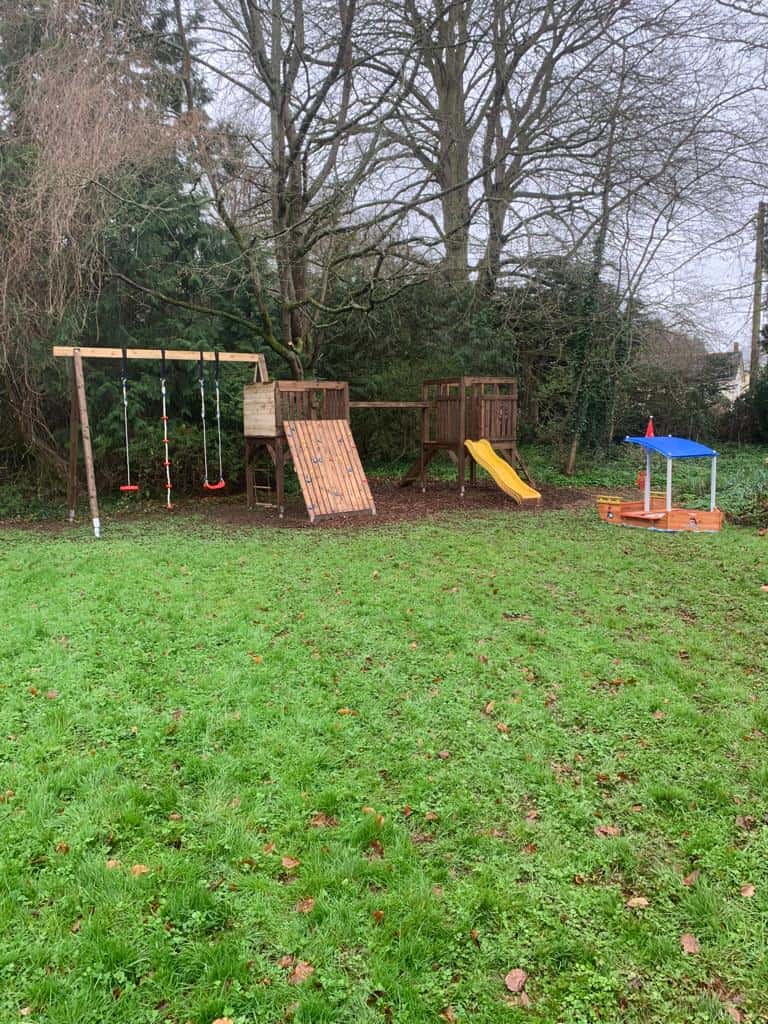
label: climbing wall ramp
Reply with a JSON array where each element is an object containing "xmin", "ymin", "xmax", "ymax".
[{"xmin": 283, "ymin": 419, "xmax": 376, "ymax": 523}]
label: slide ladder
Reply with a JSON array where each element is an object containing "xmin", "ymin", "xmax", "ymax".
[{"xmin": 464, "ymin": 439, "xmax": 541, "ymax": 503}]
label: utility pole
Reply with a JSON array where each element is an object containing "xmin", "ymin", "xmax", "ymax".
[{"xmin": 749, "ymin": 199, "xmax": 765, "ymax": 389}]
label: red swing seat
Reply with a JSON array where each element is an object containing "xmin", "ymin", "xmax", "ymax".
[
  {"xmin": 119, "ymin": 484, "xmax": 140, "ymax": 493},
  {"xmin": 203, "ymin": 479, "xmax": 226, "ymax": 491}
]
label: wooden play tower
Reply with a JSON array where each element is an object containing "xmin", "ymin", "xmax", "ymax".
[{"xmin": 400, "ymin": 376, "xmax": 532, "ymax": 494}]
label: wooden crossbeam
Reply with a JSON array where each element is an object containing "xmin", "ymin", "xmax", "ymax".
[
  {"xmin": 53, "ymin": 345, "xmax": 266, "ymax": 365},
  {"xmin": 53, "ymin": 346, "xmax": 269, "ymax": 382},
  {"xmin": 349, "ymin": 401, "xmax": 430, "ymax": 409}
]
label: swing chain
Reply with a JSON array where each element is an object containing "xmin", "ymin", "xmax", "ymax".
[
  {"xmin": 213, "ymin": 351, "xmax": 224, "ymax": 484},
  {"xmin": 198, "ymin": 351, "xmax": 210, "ymax": 486},
  {"xmin": 120, "ymin": 347, "xmax": 134, "ymax": 489}
]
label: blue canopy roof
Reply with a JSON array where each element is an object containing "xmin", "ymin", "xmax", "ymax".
[{"xmin": 624, "ymin": 436, "xmax": 718, "ymax": 459}]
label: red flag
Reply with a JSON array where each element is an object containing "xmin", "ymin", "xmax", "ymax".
[{"xmin": 645, "ymin": 416, "xmax": 655, "ymax": 438}]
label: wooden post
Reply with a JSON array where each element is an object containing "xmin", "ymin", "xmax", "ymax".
[
  {"xmin": 420, "ymin": 382, "xmax": 428, "ymax": 492},
  {"xmin": 274, "ymin": 436, "xmax": 285, "ymax": 518},
  {"xmin": 511, "ymin": 379, "xmax": 519, "ymax": 461},
  {"xmin": 67, "ymin": 374, "xmax": 79, "ymax": 523},
  {"xmin": 72, "ymin": 349, "xmax": 101, "ymax": 538},
  {"xmin": 750, "ymin": 200, "xmax": 765, "ymax": 390},
  {"xmin": 245, "ymin": 438, "xmax": 255, "ymax": 509},
  {"xmin": 457, "ymin": 379, "xmax": 467, "ymax": 497}
]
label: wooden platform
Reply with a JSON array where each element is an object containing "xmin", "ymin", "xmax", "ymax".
[{"xmin": 284, "ymin": 419, "xmax": 376, "ymax": 523}]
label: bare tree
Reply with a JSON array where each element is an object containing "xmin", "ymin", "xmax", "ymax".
[
  {"xmin": 142, "ymin": 0, "xmax": 422, "ymax": 378},
  {"xmin": 0, "ymin": 0, "xmax": 170, "ymax": 478}
]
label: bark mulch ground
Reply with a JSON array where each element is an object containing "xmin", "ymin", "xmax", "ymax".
[{"xmin": 1, "ymin": 479, "xmax": 599, "ymax": 534}]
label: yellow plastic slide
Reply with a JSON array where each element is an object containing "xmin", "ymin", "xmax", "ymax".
[{"xmin": 464, "ymin": 439, "xmax": 541, "ymax": 503}]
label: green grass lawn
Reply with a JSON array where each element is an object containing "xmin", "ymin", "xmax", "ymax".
[{"xmin": 2, "ymin": 511, "xmax": 767, "ymax": 1023}]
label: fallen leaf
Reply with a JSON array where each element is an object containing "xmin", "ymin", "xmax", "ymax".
[
  {"xmin": 309, "ymin": 812, "xmax": 338, "ymax": 828},
  {"xmin": 263, "ymin": 842, "xmax": 276, "ymax": 853},
  {"xmin": 432, "ymin": 884, "xmax": 444, "ymax": 897},
  {"xmin": 295, "ymin": 897, "xmax": 315, "ymax": 913},
  {"xmin": 337, "ymin": 707, "xmax": 358, "ymax": 716},
  {"xmin": 440, "ymin": 1008, "xmax": 458, "ymax": 1022},
  {"xmin": 682, "ymin": 869, "xmax": 700, "ymax": 887},
  {"xmin": 761, "ymin": 584, "xmax": 768, "ymax": 592},
  {"xmin": 212, "ymin": 1019, "xmax": 234, "ymax": 1024},
  {"xmin": 169, "ymin": 812, "xmax": 182, "ymax": 821},
  {"xmin": 740, "ymin": 883, "xmax": 755, "ymax": 898},
  {"xmin": 368, "ymin": 838, "xmax": 384, "ymax": 859},
  {"xmin": 106, "ymin": 859, "xmax": 121, "ymax": 869},
  {"xmin": 522, "ymin": 843, "xmax": 538, "ymax": 854},
  {"xmin": 725, "ymin": 1004, "xmax": 744, "ymax": 1022},
  {"xmin": 372, "ymin": 909, "xmax": 384, "ymax": 924},
  {"xmin": 287, "ymin": 961, "xmax": 314, "ymax": 984},
  {"xmin": 171, "ymin": 708, "xmax": 184, "ymax": 720},
  {"xmin": 735, "ymin": 815, "xmax": 757, "ymax": 830},
  {"xmin": 70, "ymin": 917, "xmax": 82, "ymax": 933},
  {"xmin": 278, "ymin": 954, "xmax": 295, "ymax": 968},
  {"xmin": 411, "ymin": 832, "xmax": 435, "ymax": 844},
  {"xmin": 424, "ymin": 810, "xmax": 439, "ymax": 822},
  {"xmin": 281, "ymin": 856, "xmax": 301, "ymax": 870},
  {"xmin": 496, "ymin": 722, "xmax": 510, "ymax": 734},
  {"xmin": 28, "ymin": 687, "xmax": 38, "ymax": 697},
  {"xmin": 20, "ymin": 1010, "xmax": 33, "ymax": 1019},
  {"xmin": 504, "ymin": 968, "xmax": 527, "ymax": 993},
  {"xmin": 131, "ymin": 864, "xmax": 150, "ymax": 876},
  {"xmin": 437, "ymin": 750, "xmax": 451, "ymax": 760},
  {"xmin": 625, "ymin": 896, "xmax": 649, "ymax": 909},
  {"xmin": 594, "ymin": 824, "xmax": 621, "ymax": 837},
  {"xmin": 402, "ymin": 805, "xmax": 413, "ymax": 818},
  {"xmin": 482, "ymin": 700, "xmax": 495, "ymax": 715},
  {"xmin": 652, "ymin": 710, "xmax": 665, "ymax": 720},
  {"xmin": 228, "ymin": 797, "xmax": 241, "ymax": 809},
  {"xmin": 470, "ymin": 927, "xmax": 480, "ymax": 947},
  {"xmin": 55, "ymin": 842, "xmax": 69, "ymax": 854},
  {"xmin": 525, "ymin": 809, "xmax": 540, "ymax": 822},
  {"xmin": 248, "ymin": 653, "xmax": 263, "ymax": 664},
  {"xmin": 680, "ymin": 932, "xmax": 700, "ymax": 954},
  {"xmin": 45, "ymin": 689, "xmax": 59, "ymax": 700}
]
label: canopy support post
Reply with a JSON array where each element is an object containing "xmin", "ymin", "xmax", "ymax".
[
  {"xmin": 644, "ymin": 451, "xmax": 651, "ymax": 512},
  {"xmin": 710, "ymin": 456, "xmax": 717, "ymax": 511},
  {"xmin": 665, "ymin": 458, "xmax": 673, "ymax": 511}
]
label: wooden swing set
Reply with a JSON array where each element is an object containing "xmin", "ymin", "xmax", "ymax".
[{"xmin": 53, "ymin": 345, "xmax": 268, "ymax": 537}]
